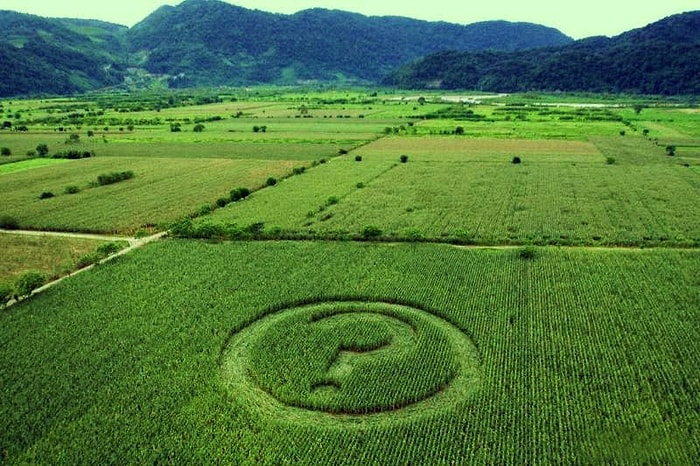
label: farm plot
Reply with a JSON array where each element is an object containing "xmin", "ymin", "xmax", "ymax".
[
  {"xmin": 0, "ymin": 241, "xmax": 697, "ymax": 464},
  {"xmin": 202, "ymin": 136, "xmax": 700, "ymax": 246},
  {"xmin": 0, "ymin": 157, "xmax": 301, "ymax": 233}
]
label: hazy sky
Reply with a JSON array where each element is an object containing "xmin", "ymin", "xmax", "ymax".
[{"xmin": 1, "ymin": 0, "xmax": 697, "ymax": 39}]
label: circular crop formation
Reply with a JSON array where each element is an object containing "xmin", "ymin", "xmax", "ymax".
[{"xmin": 221, "ymin": 300, "xmax": 481, "ymax": 423}]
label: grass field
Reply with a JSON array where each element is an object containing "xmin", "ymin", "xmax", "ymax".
[
  {"xmin": 0, "ymin": 233, "xmax": 120, "ymax": 284},
  {"xmin": 0, "ymin": 241, "xmax": 697, "ymax": 464},
  {"xmin": 1, "ymin": 90, "xmax": 699, "ymax": 464}
]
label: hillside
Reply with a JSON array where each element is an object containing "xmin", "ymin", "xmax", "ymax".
[
  {"xmin": 0, "ymin": 1, "xmax": 572, "ymax": 95},
  {"xmin": 385, "ymin": 11, "xmax": 700, "ymax": 95},
  {"xmin": 0, "ymin": 11, "xmax": 127, "ymax": 96},
  {"xmin": 127, "ymin": 0, "xmax": 572, "ymax": 87}
]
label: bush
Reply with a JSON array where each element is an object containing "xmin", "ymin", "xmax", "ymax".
[
  {"xmin": 338, "ymin": 149, "xmax": 348, "ymax": 155},
  {"xmin": 512, "ymin": 156, "xmax": 522, "ymax": 164},
  {"xmin": 0, "ymin": 215, "xmax": 19, "ymax": 229},
  {"xmin": 230, "ymin": 187, "xmax": 251, "ymax": 202},
  {"xmin": 193, "ymin": 124, "xmax": 205, "ymax": 132},
  {"xmin": 1, "ymin": 147, "xmax": 11, "ymax": 156},
  {"xmin": 666, "ymin": 145, "xmax": 676, "ymax": 156},
  {"xmin": 96, "ymin": 242, "xmax": 122, "ymax": 257},
  {"xmin": 64, "ymin": 185, "xmax": 81, "ymax": 194},
  {"xmin": 605, "ymin": 156, "xmax": 616, "ymax": 165},
  {"xmin": 15, "ymin": 271, "xmax": 45, "ymax": 298},
  {"xmin": 292, "ymin": 167, "xmax": 306, "ymax": 175},
  {"xmin": 400, "ymin": 154, "xmax": 409, "ymax": 163},
  {"xmin": 355, "ymin": 155, "xmax": 363, "ymax": 162},
  {"xmin": 362, "ymin": 225, "xmax": 383, "ymax": 240},
  {"xmin": 52, "ymin": 150, "xmax": 93, "ymax": 159},
  {"xmin": 0, "ymin": 282, "xmax": 13, "ymax": 307},
  {"xmin": 39, "ymin": 191, "xmax": 55, "ymax": 200},
  {"xmin": 216, "ymin": 197, "xmax": 229, "ymax": 208},
  {"xmin": 170, "ymin": 123, "xmax": 182, "ymax": 132},
  {"xmin": 96, "ymin": 171, "xmax": 134, "ymax": 186},
  {"xmin": 36, "ymin": 144, "xmax": 49, "ymax": 157},
  {"xmin": 518, "ymin": 246, "xmax": 537, "ymax": 260},
  {"xmin": 266, "ymin": 177, "xmax": 277, "ymax": 187},
  {"xmin": 327, "ymin": 196, "xmax": 340, "ymax": 206},
  {"xmin": 356, "ymin": 182, "xmax": 365, "ymax": 189}
]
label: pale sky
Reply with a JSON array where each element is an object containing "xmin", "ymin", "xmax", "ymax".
[{"xmin": 0, "ymin": 0, "xmax": 697, "ymax": 39}]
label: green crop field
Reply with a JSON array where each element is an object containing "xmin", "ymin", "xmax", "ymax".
[
  {"xmin": 1, "ymin": 90, "xmax": 699, "ymax": 464},
  {"xmin": 0, "ymin": 241, "xmax": 698, "ymax": 464}
]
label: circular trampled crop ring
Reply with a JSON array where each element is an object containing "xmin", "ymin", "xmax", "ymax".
[{"xmin": 221, "ymin": 300, "xmax": 481, "ymax": 424}]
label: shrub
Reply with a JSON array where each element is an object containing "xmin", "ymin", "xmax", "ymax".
[
  {"xmin": 666, "ymin": 145, "xmax": 676, "ymax": 156},
  {"xmin": 512, "ymin": 156, "xmax": 522, "ymax": 164},
  {"xmin": 170, "ymin": 123, "xmax": 181, "ymax": 132},
  {"xmin": 454, "ymin": 126, "xmax": 465, "ymax": 135},
  {"xmin": 0, "ymin": 215, "xmax": 19, "ymax": 229},
  {"xmin": 266, "ymin": 177, "xmax": 277, "ymax": 187},
  {"xmin": 65, "ymin": 133, "xmax": 80, "ymax": 144},
  {"xmin": 96, "ymin": 242, "xmax": 123, "ymax": 257},
  {"xmin": 230, "ymin": 187, "xmax": 251, "ymax": 202},
  {"xmin": 15, "ymin": 271, "xmax": 45, "ymax": 298},
  {"xmin": 0, "ymin": 282, "xmax": 13, "ymax": 307},
  {"xmin": 193, "ymin": 124, "xmax": 205, "ymax": 132},
  {"xmin": 35, "ymin": 144, "xmax": 49, "ymax": 157},
  {"xmin": 1, "ymin": 147, "xmax": 10, "ymax": 156},
  {"xmin": 52, "ymin": 150, "xmax": 93, "ymax": 159},
  {"xmin": 96, "ymin": 171, "xmax": 134, "ymax": 186},
  {"xmin": 338, "ymin": 149, "xmax": 348, "ymax": 155},
  {"xmin": 216, "ymin": 197, "xmax": 229, "ymax": 208},
  {"xmin": 619, "ymin": 130, "xmax": 626, "ymax": 136},
  {"xmin": 518, "ymin": 246, "xmax": 537, "ymax": 260},
  {"xmin": 39, "ymin": 191, "xmax": 55, "ymax": 200},
  {"xmin": 400, "ymin": 154, "xmax": 409, "ymax": 163},
  {"xmin": 292, "ymin": 167, "xmax": 306, "ymax": 175},
  {"xmin": 64, "ymin": 185, "xmax": 81, "ymax": 194},
  {"xmin": 87, "ymin": 130, "xmax": 94, "ymax": 137},
  {"xmin": 327, "ymin": 196, "xmax": 340, "ymax": 206},
  {"xmin": 355, "ymin": 155, "xmax": 363, "ymax": 162},
  {"xmin": 362, "ymin": 225, "xmax": 383, "ymax": 240},
  {"xmin": 356, "ymin": 182, "xmax": 365, "ymax": 189},
  {"xmin": 605, "ymin": 156, "xmax": 616, "ymax": 165}
]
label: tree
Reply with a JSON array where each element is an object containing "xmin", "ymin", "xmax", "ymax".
[
  {"xmin": 400, "ymin": 154, "xmax": 409, "ymax": 163},
  {"xmin": 193, "ymin": 124, "xmax": 205, "ymax": 132},
  {"xmin": 666, "ymin": 145, "xmax": 676, "ymax": 156},
  {"xmin": 633, "ymin": 104, "xmax": 645, "ymax": 115},
  {"xmin": 1, "ymin": 147, "xmax": 10, "ymax": 156},
  {"xmin": 36, "ymin": 144, "xmax": 49, "ymax": 157}
]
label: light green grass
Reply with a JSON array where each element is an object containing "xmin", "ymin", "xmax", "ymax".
[{"xmin": 0, "ymin": 158, "xmax": 70, "ymax": 175}]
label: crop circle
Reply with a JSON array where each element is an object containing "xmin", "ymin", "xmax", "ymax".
[{"xmin": 221, "ymin": 300, "xmax": 480, "ymax": 423}]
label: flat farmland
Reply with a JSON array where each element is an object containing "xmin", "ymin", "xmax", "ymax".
[
  {"xmin": 1, "ymin": 91, "xmax": 699, "ymax": 464},
  {"xmin": 202, "ymin": 135, "xmax": 700, "ymax": 246},
  {"xmin": 1, "ymin": 156, "xmax": 301, "ymax": 233},
  {"xmin": 0, "ymin": 241, "xmax": 697, "ymax": 464}
]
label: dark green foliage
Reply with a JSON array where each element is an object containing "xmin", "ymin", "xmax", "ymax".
[
  {"xmin": 170, "ymin": 123, "xmax": 182, "ymax": 132},
  {"xmin": 362, "ymin": 225, "xmax": 383, "ymax": 240},
  {"xmin": 96, "ymin": 171, "xmax": 135, "ymax": 186},
  {"xmin": 1, "ymin": 147, "xmax": 10, "ymax": 156},
  {"xmin": 193, "ymin": 124, "xmax": 205, "ymax": 132},
  {"xmin": 266, "ymin": 177, "xmax": 277, "ymax": 187},
  {"xmin": 230, "ymin": 187, "xmax": 251, "ymax": 202},
  {"xmin": 64, "ymin": 185, "xmax": 81, "ymax": 194},
  {"xmin": 96, "ymin": 242, "xmax": 122, "ymax": 256},
  {"xmin": 385, "ymin": 11, "xmax": 700, "ymax": 95},
  {"xmin": 216, "ymin": 197, "xmax": 228, "ymax": 208},
  {"xmin": 512, "ymin": 156, "xmax": 522, "ymax": 164},
  {"xmin": 52, "ymin": 150, "xmax": 93, "ymax": 159},
  {"xmin": 400, "ymin": 155, "xmax": 409, "ymax": 163},
  {"xmin": 253, "ymin": 125, "xmax": 267, "ymax": 133},
  {"xmin": 606, "ymin": 156, "xmax": 616, "ymax": 165},
  {"xmin": 39, "ymin": 191, "xmax": 55, "ymax": 200},
  {"xmin": 355, "ymin": 155, "xmax": 363, "ymax": 162},
  {"xmin": 14, "ymin": 271, "xmax": 45, "ymax": 298},
  {"xmin": 0, "ymin": 281, "xmax": 12, "ymax": 307},
  {"xmin": 0, "ymin": 215, "xmax": 19, "ymax": 229},
  {"xmin": 518, "ymin": 246, "xmax": 537, "ymax": 260},
  {"xmin": 36, "ymin": 144, "xmax": 49, "ymax": 157},
  {"xmin": 666, "ymin": 145, "xmax": 676, "ymax": 156},
  {"xmin": 292, "ymin": 167, "xmax": 306, "ymax": 175},
  {"xmin": 66, "ymin": 134, "xmax": 80, "ymax": 144},
  {"xmin": 327, "ymin": 196, "xmax": 340, "ymax": 206}
]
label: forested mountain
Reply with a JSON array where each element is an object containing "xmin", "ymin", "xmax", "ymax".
[
  {"xmin": 127, "ymin": 0, "xmax": 572, "ymax": 87},
  {"xmin": 385, "ymin": 11, "xmax": 700, "ymax": 95},
  {"xmin": 0, "ymin": 0, "xmax": 571, "ymax": 95},
  {"xmin": 0, "ymin": 11, "xmax": 127, "ymax": 96},
  {"xmin": 0, "ymin": 2, "xmax": 697, "ymax": 96}
]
